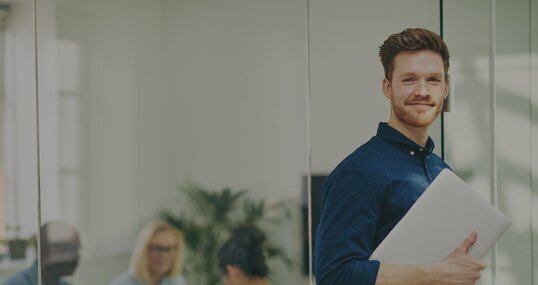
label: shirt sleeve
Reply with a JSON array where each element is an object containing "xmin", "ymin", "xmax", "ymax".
[{"xmin": 314, "ymin": 170, "xmax": 383, "ymax": 285}]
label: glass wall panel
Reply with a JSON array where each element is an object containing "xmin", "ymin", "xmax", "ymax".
[
  {"xmin": 15, "ymin": 0, "xmax": 538, "ymax": 283},
  {"xmin": 33, "ymin": 0, "xmax": 309, "ymax": 285},
  {"xmin": 442, "ymin": 1, "xmax": 494, "ymax": 284},
  {"xmin": 444, "ymin": 0, "xmax": 538, "ymax": 284},
  {"xmin": 495, "ymin": 1, "xmax": 533, "ymax": 284},
  {"xmin": 0, "ymin": 0, "xmax": 40, "ymax": 282}
]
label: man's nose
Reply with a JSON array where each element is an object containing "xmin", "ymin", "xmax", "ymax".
[{"xmin": 414, "ymin": 80, "xmax": 430, "ymax": 97}]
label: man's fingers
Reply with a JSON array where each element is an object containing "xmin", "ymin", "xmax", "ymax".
[
  {"xmin": 476, "ymin": 261, "xmax": 485, "ymax": 271},
  {"xmin": 456, "ymin": 231, "xmax": 477, "ymax": 254}
]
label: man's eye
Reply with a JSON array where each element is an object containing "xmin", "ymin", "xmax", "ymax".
[
  {"xmin": 429, "ymin": 78, "xmax": 442, "ymax": 83},
  {"xmin": 403, "ymin": 78, "xmax": 415, "ymax": 83}
]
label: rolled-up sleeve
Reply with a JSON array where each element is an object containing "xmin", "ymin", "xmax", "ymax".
[{"xmin": 314, "ymin": 170, "xmax": 383, "ymax": 285}]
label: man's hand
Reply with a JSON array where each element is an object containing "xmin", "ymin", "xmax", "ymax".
[
  {"xmin": 376, "ymin": 231, "xmax": 485, "ymax": 285},
  {"xmin": 420, "ymin": 231, "xmax": 485, "ymax": 284}
]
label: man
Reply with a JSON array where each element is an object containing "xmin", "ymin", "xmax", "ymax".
[
  {"xmin": 2, "ymin": 221, "xmax": 81, "ymax": 285},
  {"xmin": 314, "ymin": 28, "xmax": 485, "ymax": 285}
]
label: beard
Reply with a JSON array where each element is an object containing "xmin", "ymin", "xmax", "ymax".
[{"xmin": 391, "ymin": 97, "xmax": 443, "ymax": 128}]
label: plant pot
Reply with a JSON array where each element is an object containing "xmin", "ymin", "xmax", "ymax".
[{"xmin": 8, "ymin": 239, "xmax": 27, "ymax": 260}]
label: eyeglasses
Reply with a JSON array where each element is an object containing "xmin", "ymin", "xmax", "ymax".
[{"xmin": 148, "ymin": 244, "xmax": 176, "ymax": 254}]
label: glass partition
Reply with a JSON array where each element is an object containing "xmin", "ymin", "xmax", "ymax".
[
  {"xmin": 32, "ymin": 0, "xmax": 309, "ymax": 284},
  {"xmin": 443, "ymin": 0, "xmax": 538, "ymax": 284},
  {"xmin": 3, "ymin": 0, "xmax": 536, "ymax": 284},
  {"xmin": 495, "ymin": 1, "xmax": 534, "ymax": 283},
  {"xmin": 442, "ymin": 0, "xmax": 494, "ymax": 283},
  {"xmin": 0, "ymin": 0, "xmax": 40, "ymax": 282}
]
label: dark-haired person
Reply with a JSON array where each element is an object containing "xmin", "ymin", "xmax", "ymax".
[
  {"xmin": 218, "ymin": 225, "xmax": 270, "ymax": 285},
  {"xmin": 314, "ymin": 28, "xmax": 485, "ymax": 285},
  {"xmin": 2, "ymin": 221, "xmax": 81, "ymax": 285}
]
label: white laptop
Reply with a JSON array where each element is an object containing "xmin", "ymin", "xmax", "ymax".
[{"xmin": 369, "ymin": 169, "xmax": 511, "ymax": 264}]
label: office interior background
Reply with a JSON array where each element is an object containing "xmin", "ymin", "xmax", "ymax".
[{"xmin": 0, "ymin": 0, "xmax": 536, "ymax": 284}]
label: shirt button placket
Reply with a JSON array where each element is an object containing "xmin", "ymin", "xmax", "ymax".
[{"xmin": 424, "ymin": 155, "xmax": 432, "ymax": 182}]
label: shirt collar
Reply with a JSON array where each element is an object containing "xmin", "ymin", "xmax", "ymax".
[{"xmin": 376, "ymin": 122, "xmax": 435, "ymax": 157}]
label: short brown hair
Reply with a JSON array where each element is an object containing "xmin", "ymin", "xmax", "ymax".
[{"xmin": 379, "ymin": 28, "xmax": 449, "ymax": 81}]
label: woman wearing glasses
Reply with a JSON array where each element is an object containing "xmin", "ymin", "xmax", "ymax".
[{"xmin": 109, "ymin": 221, "xmax": 188, "ymax": 285}]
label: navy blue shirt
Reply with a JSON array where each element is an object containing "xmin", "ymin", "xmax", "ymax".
[{"xmin": 314, "ymin": 122, "xmax": 450, "ymax": 285}]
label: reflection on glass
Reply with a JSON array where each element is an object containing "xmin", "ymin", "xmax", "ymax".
[
  {"xmin": 444, "ymin": 0, "xmax": 538, "ymax": 284},
  {"xmin": 494, "ymin": 0, "xmax": 534, "ymax": 284},
  {"xmin": 443, "ymin": 0, "xmax": 494, "ymax": 282}
]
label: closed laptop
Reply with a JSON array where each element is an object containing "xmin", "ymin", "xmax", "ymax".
[{"xmin": 370, "ymin": 169, "xmax": 511, "ymax": 264}]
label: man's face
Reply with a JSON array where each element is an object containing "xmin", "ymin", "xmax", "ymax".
[
  {"xmin": 42, "ymin": 223, "xmax": 81, "ymax": 277},
  {"xmin": 382, "ymin": 50, "xmax": 448, "ymax": 128}
]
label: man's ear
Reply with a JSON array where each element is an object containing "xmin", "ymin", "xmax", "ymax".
[
  {"xmin": 382, "ymin": 78, "xmax": 391, "ymax": 100},
  {"xmin": 442, "ymin": 76, "xmax": 450, "ymax": 112},
  {"xmin": 444, "ymin": 76, "xmax": 450, "ymax": 100},
  {"xmin": 226, "ymin": 265, "xmax": 241, "ymax": 278},
  {"xmin": 442, "ymin": 95, "xmax": 449, "ymax": 112}
]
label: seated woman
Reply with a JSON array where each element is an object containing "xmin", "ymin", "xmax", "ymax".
[
  {"xmin": 109, "ymin": 221, "xmax": 187, "ymax": 285},
  {"xmin": 218, "ymin": 225, "xmax": 270, "ymax": 285}
]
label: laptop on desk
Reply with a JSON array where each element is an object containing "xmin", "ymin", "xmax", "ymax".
[{"xmin": 369, "ymin": 169, "xmax": 511, "ymax": 264}]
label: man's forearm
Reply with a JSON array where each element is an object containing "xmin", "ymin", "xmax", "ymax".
[
  {"xmin": 376, "ymin": 263, "xmax": 431, "ymax": 285},
  {"xmin": 375, "ymin": 232, "xmax": 485, "ymax": 285}
]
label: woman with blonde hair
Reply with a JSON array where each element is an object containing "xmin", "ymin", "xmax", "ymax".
[{"xmin": 109, "ymin": 221, "xmax": 188, "ymax": 285}]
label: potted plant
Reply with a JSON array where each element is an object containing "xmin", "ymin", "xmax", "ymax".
[
  {"xmin": 3, "ymin": 225, "xmax": 31, "ymax": 260},
  {"xmin": 161, "ymin": 182, "xmax": 293, "ymax": 285}
]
